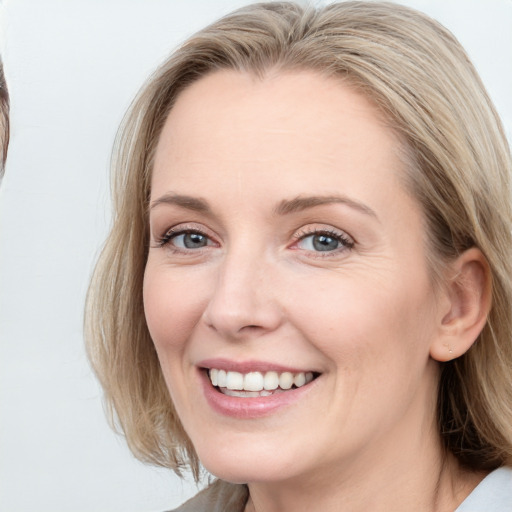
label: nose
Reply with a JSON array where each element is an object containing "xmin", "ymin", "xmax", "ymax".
[{"xmin": 201, "ymin": 250, "xmax": 283, "ymax": 340}]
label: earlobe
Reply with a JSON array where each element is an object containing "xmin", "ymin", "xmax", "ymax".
[{"xmin": 430, "ymin": 248, "xmax": 492, "ymax": 362}]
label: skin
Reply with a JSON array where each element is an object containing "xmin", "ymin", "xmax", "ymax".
[{"xmin": 143, "ymin": 70, "xmax": 489, "ymax": 511}]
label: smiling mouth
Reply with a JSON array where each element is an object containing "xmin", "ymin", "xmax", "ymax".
[{"xmin": 207, "ymin": 369, "xmax": 319, "ymax": 397}]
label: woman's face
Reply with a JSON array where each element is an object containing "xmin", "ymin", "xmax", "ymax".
[{"xmin": 144, "ymin": 70, "xmax": 444, "ymax": 484}]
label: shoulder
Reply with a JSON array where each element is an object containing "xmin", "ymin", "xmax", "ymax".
[
  {"xmin": 456, "ymin": 466, "xmax": 512, "ymax": 512},
  {"xmin": 169, "ymin": 479, "xmax": 249, "ymax": 512}
]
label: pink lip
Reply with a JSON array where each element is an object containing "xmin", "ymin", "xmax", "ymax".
[
  {"xmin": 198, "ymin": 364, "xmax": 319, "ymax": 420},
  {"xmin": 198, "ymin": 358, "xmax": 314, "ymax": 374}
]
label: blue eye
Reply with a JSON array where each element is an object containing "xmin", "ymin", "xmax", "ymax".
[
  {"xmin": 295, "ymin": 230, "xmax": 354, "ymax": 253},
  {"xmin": 171, "ymin": 232, "xmax": 210, "ymax": 249},
  {"xmin": 312, "ymin": 234, "xmax": 339, "ymax": 251},
  {"xmin": 157, "ymin": 229, "xmax": 215, "ymax": 250}
]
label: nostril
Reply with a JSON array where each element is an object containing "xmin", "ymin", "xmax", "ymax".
[
  {"xmin": 202, "ymin": 292, "xmax": 283, "ymax": 338},
  {"xmin": 238, "ymin": 324, "xmax": 265, "ymax": 334}
]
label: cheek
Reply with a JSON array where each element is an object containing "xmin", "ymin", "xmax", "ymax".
[
  {"xmin": 285, "ymin": 270, "xmax": 436, "ymax": 370},
  {"xmin": 142, "ymin": 264, "xmax": 207, "ymax": 354}
]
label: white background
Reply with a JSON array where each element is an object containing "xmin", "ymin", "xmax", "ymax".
[{"xmin": 0, "ymin": 1, "xmax": 511, "ymax": 511}]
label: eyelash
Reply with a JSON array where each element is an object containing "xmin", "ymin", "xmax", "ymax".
[
  {"xmin": 154, "ymin": 225, "xmax": 215, "ymax": 252},
  {"xmin": 154, "ymin": 225, "xmax": 355, "ymax": 256},
  {"xmin": 291, "ymin": 227, "xmax": 355, "ymax": 256}
]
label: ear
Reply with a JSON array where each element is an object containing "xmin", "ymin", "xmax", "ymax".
[{"xmin": 430, "ymin": 248, "xmax": 492, "ymax": 362}]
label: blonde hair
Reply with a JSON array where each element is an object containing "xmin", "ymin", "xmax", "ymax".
[
  {"xmin": 0, "ymin": 60, "xmax": 9, "ymax": 178},
  {"xmin": 85, "ymin": 1, "xmax": 512, "ymax": 478}
]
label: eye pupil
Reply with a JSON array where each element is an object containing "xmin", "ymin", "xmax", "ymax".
[
  {"xmin": 184, "ymin": 233, "xmax": 207, "ymax": 248},
  {"xmin": 313, "ymin": 234, "xmax": 339, "ymax": 251}
]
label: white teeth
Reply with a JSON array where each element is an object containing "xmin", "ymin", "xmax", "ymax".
[
  {"xmin": 224, "ymin": 389, "xmax": 263, "ymax": 398},
  {"xmin": 224, "ymin": 388, "xmax": 281, "ymax": 398},
  {"xmin": 279, "ymin": 372, "xmax": 294, "ymax": 390},
  {"xmin": 294, "ymin": 372, "xmax": 306, "ymax": 387},
  {"xmin": 263, "ymin": 371, "xmax": 279, "ymax": 390},
  {"xmin": 217, "ymin": 369, "xmax": 227, "ymax": 388},
  {"xmin": 208, "ymin": 368, "xmax": 316, "ymax": 393},
  {"xmin": 210, "ymin": 368, "xmax": 218, "ymax": 386},
  {"xmin": 226, "ymin": 371, "xmax": 244, "ymax": 390},
  {"xmin": 244, "ymin": 372, "xmax": 264, "ymax": 392}
]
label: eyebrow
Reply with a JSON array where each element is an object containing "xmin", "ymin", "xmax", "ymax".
[
  {"xmin": 275, "ymin": 195, "xmax": 378, "ymax": 219},
  {"xmin": 150, "ymin": 192, "xmax": 378, "ymax": 220},
  {"xmin": 150, "ymin": 193, "xmax": 211, "ymax": 213}
]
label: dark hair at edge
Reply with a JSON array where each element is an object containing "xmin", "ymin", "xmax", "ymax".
[{"xmin": 0, "ymin": 60, "xmax": 9, "ymax": 178}]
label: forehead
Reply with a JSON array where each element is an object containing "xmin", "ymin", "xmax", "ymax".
[{"xmin": 151, "ymin": 70, "xmax": 405, "ymax": 206}]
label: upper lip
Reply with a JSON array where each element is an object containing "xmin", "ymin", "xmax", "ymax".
[{"xmin": 197, "ymin": 358, "xmax": 318, "ymax": 374}]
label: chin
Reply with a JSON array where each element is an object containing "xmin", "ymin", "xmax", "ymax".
[
  {"xmin": 204, "ymin": 460, "xmax": 291, "ymax": 485},
  {"xmin": 196, "ymin": 437, "xmax": 304, "ymax": 484}
]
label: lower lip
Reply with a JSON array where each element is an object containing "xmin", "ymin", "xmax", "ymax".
[{"xmin": 199, "ymin": 370, "xmax": 318, "ymax": 419}]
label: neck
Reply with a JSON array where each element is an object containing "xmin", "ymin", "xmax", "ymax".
[{"xmin": 244, "ymin": 424, "xmax": 485, "ymax": 512}]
